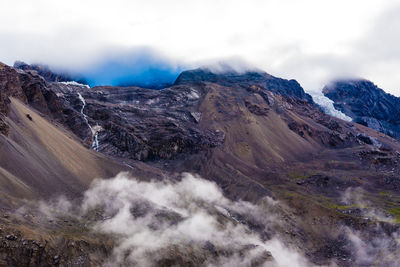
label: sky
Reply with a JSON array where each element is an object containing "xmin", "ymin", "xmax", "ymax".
[{"xmin": 0, "ymin": 0, "xmax": 399, "ymax": 95}]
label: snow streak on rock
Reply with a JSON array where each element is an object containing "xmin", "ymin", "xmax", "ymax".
[
  {"xmin": 77, "ymin": 92, "xmax": 100, "ymax": 151},
  {"xmin": 60, "ymin": 81, "xmax": 90, "ymax": 88},
  {"xmin": 310, "ymin": 91, "xmax": 352, "ymax": 121}
]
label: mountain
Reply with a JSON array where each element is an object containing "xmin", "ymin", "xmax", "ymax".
[
  {"xmin": 13, "ymin": 61, "xmax": 87, "ymax": 84},
  {"xmin": 0, "ymin": 62, "xmax": 128, "ymax": 200},
  {"xmin": 1, "ymin": 63, "xmax": 400, "ymax": 266},
  {"xmin": 323, "ymin": 79, "xmax": 400, "ymax": 139},
  {"xmin": 175, "ymin": 68, "xmax": 314, "ymax": 103}
]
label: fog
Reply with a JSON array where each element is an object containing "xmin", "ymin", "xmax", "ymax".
[
  {"xmin": 339, "ymin": 187, "xmax": 400, "ymax": 265},
  {"xmin": 82, "ymin": 172, "xmax": 310, "ymax": 266},
  {"xmin": 23, "ymin": 173, "xmax": 400, "ymax": 266},
  {"xmin": 1, "ymin": 0, "xmax": 400, "ymax": 95},
  {"xmin": 37, "ymin": 172, "xmax": 311, "ymax": 266}
]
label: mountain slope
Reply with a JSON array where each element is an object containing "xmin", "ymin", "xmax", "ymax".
[
  {"xmin": 49, "ymin": 68, "xmax": 400, "ymax": 202},
  {"xmin": 323, "ymin": 79, "xmax": 400, "ymax": 139},
  {"xmin": 0, "ymin": 97, "xmax": 125, "ymax": 200},
  {"xmin": 1, "ymin": 64, "xmax": 400, "ymax": 266},
  {"xmin": 0, "ymin": 63, "xmax": 128, "ymax": 202}
]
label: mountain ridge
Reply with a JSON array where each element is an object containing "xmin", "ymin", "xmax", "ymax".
[
  {"xmin": 323, "ymin": 79, "xmax": 400, "ymax": 139},
  {"xmin": 175, "ymin": 68, "xmax": 314, "ymax": 103}
]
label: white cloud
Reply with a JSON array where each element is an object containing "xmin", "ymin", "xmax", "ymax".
[
  {"xmin": 83, "ymin": 172, "xmax": 311, "ymax": 266},
  {"xmin": 37, "ymin": 172, "xmax": 310, "ymax": 266},
  {"xmin": 0, "ymin": 0, "xmax": 399, "ymax": 95}
]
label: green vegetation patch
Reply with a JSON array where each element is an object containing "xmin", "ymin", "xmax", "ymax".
[
  {"xmin": 379, "ymin": 191, "xmax": 389, "ymax": 196},
  {"xmin": 328, "ymin": 204, "xmax": 353, "ymax": 210},
  {"xmin": 328, "ymin": 203, "xmax": 367, "ymax": 211},
  {"xmin": 389, "ymin": 207, "xmax": 400, "ymax": 223},
  {"xmin": 287, "ymin": 171, "xmax": 316, "ymax": 181}
]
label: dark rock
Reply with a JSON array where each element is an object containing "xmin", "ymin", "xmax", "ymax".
[
  {"xmin": 0, "ymin": 63, "xmax": 93, "ymax": 145},
  {"xmin": 323, "ymin": 79, "xmax": 400, "ymax": 139},
  {"xmin": 13, "ymin": 61, "xmax": 87, "ymax": 85},
  {"xmin": 58, "ymin": 85, "xmax": 225, "ymax": 160},
  {"xmin": 203, "ymin": 241, "xmax": 218, "ymax": 257},
  {"xmin": 5, "ymin": 234, "xmax": 17, "ymax": 241},
  {"xmin": 357, "ymin": 133, "xmax": 374, "ymax": 145},
  {"xmin": 174, "ymin": 68, "xmax": 314, "ymax": 103},
  {"xmin": 0, "ymin": 116, "xmax": 9, "ymax": 136},
  {"xmin": 0, "ymin": 62, "xmax": 28, "ymax": 114},
  {"xmin": 245, "ymin": 101, "xmax": 269, "ymax": 116}
]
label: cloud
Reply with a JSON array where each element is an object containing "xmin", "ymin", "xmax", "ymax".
[
  {"xmin": 0, "ymin": 0, "xmax": 399, "ymax": 93},
  {"xmin": 69, "ymin": 47, "xmax": 183, "ymax": 87},
  {"xmin": 19, "ymin": 174, "xmax": 400, "ymax": 266},
  {"xmin": 344, "ymin": 226, "xmax": 400, "ymax": 266},
  {"xmin": 340, "ymin": 187, "xmax": 396, "ymax": 223},
  {"xmin": 81, "ymin": 172, "xmax": 310, "ymax": 266},
  {"xmin": 333, "ymin": 187, "xmax": 400, "ymax": 265},
  {"xmin": 34, "ymin": 172, "xmax": 311, "ymax": 266}
]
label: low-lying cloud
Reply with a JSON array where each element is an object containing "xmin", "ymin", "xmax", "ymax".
[
  {"xmin": 82, "ymin": 172, "xmax": 310, "ymax": 266},
  {"xmin": 37, "ymin": 172, "xmax": 311, "ymax": 266},
  {"xmin": 29, "ymin": 174, "xmax": 400, "ymax": 266},
  {"xmin": 337, "ymin": 187, "xmax": 400, "ymax": 265}
]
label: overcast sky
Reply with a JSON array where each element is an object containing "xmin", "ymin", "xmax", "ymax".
[{"xmin": 1, "ymin": 0, "xmax": 399, "ymax": 95}]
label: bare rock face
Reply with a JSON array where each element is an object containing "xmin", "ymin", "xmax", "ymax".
[
  {"xmin": 13, "ymin": 61, "xmax": 80, "ymax": 83},
  {"xmin": 175, "ymin": 68, "xmax": 314, "ymax": 103},
  {"xmin": 0, "ymin": 63, "xmax": 27, "ymax": 114},
  {"xmin": 0, "ymin": 63, "xmax": 91, "ymax": 144},
  {"xmin": 53, "ymin": 84, "xmax": 226, "ymax": 160},
  {"xmin": 0, "ymin": 116, "xmax": 8, "ymax": 136},
  {"xmin": 323, "ymin": 79, "xmax": 400, "ymax": 139}
]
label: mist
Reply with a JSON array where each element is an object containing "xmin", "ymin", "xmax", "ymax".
[
  {"xmin": 35, "ymin": 172, "xmax": 311, "ymax": 267},
  {"xmin": 335, "ymin": 187, "xmax": 400, "ymax": 265},
  {"xmin": 1, "ymin": 0, "xmax": 400, "ymax": 95},
  {"xmin": 17, "ymin": 174, "xmax": 400, "ymax": 266}
]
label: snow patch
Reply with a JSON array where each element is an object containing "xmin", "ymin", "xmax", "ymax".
[
  {"xmin": 188, "ymin": 90, "xmax": 200, "ymax": 100},
  {"xmin": 310, "ymin": 91, "xmax": 352, "ymax": 121},
  {"xmin": 60, "ymin": 81, "xmax": 90, "ymax": 88}
]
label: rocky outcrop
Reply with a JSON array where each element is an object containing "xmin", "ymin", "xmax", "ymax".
[
  {"xmin": 0, "ymin": 116, "xmax": 8, "ymax": 136},
  {"xmin": 52, "ymin": 84, "xmax": 225, "ymax": 161},
  {"xmin": 323, "ymin": 79, "xmax": 400, "ymax": 139},
  {"xmin": 174, "ymin": 68, "xmax": 314, "ymax": 103},
  {"xmin": 0, "ymin": 63, "xmax": 91, "ymax": 143},
  {"xmin": 0, "ymin": 63, "xmax": 27, "ymax": 114},
  {"xmin": 13, "ymin": 61, "xmax": 83, "ymax": 84}
]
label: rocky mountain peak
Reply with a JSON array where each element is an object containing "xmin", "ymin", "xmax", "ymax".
[
  {"xmin": 174, "ymin": 68, "xmax": 269, "ymax": 84},
  {"xmin": 175, "ymin": 68, "xmax": 314, "ymax": 103},
  {"xmin": 13, "ymin": 61, "xmax": 88, "ymax": 86},
  {"xmin": 323, "ymin": 79, "xmax": 400, "ymax": 139},
  {"xmin": 323, "ymin": 79, "xmax": 384, "ymax": 98}
]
